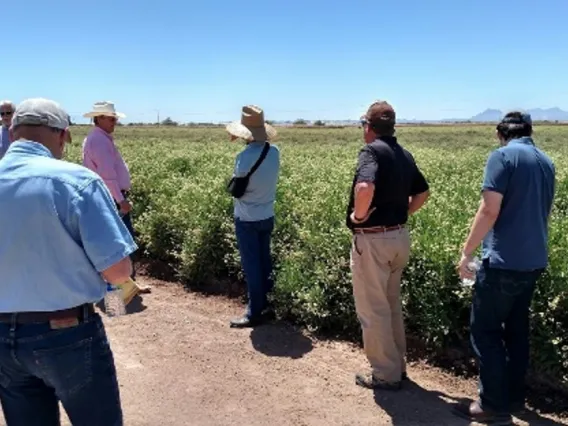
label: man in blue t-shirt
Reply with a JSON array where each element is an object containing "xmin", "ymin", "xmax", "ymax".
[{"xmin": 454, "ymin": 112, "xmax": 555, "ymax": 424}]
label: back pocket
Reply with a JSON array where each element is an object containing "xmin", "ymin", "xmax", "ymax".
[{"xmin": 32, "ymin": 337, "xmax": 93, "ymax": 398}]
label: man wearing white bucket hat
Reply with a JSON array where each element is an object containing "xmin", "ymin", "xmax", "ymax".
[
  {"xmin": 226, "ymin": 105, "xmax": 280, "ymax": 328},
  {"xmin": 82, "ymin": 101, "xmax": 151, "ymax": 293}
]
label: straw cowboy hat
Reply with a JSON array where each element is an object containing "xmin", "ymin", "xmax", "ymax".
[
  {"xmin": 226, "ymin": 105, "xmax": 277, "ymax": 141},
  {"xmin": 83, "ymin": 101, "xmax": 126, "ymax": 119}
]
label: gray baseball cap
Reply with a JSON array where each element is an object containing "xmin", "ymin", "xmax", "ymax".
[{"xmin": 11, "ymin": 98, "xmax": 69, "ymax": 130}]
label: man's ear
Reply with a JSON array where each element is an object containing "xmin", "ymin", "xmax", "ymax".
[
  {"xmin": 60, "ymin": 128, "xmax": 69, "ymax": 147},
  {"xmin": 8, "ymin": 127, "xmax": 15, "ymax": 143}
]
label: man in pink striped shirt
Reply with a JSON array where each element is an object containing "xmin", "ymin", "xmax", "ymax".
[{"xmin": 82, "ymin": 101, "xmax": 151, "ymax": 292}]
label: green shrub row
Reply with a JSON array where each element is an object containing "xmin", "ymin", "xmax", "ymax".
[{"xmin": 66, "ymin": 126, "xmax": 568, "ymax": 390}]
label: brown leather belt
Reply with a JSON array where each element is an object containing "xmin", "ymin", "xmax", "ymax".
[
  {"xmin": 0, "ymin": 303, "xmax": 95, "ymax": 324},
  {"xmin": 353, "ymin": 224, "xmax": 406, "ymax": 234}
]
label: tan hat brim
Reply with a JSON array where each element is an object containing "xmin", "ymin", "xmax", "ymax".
[
  {"xmin": 83, "ymin": 111, "xmax": 126, "ymax": 119},
  {"xmin": 225, "ymin": 121, "xmax": 277, "ymax": 141}
]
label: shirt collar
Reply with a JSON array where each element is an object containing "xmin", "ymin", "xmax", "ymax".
[
  {"xmin": 93, "ymin": 126, "xmax": 114, "ymax": 141},
  {"xmin": 375, "ymin": 135, "xmax": 398, "ymax": 145},
  {"xmin": 8, "ymin": 139, "xmax": 55, "ymax": 159},
  {"xmin": 509, "ymin": 136, "xmax": 535, "ymax": 146},
  {"xmin": 246, "ymin": 140, "xmax": 266, "ymax": 148}
]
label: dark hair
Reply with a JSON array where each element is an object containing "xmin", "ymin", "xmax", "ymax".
[
  {"xmin": 93, "ymin": 117, "xmax": 99, "ymax": 125},
  {"xmin": 496, "ymin": 111, "xmax": 532, "ymax": 140}
]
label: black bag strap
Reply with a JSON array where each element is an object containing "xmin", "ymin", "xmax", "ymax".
[{"xmin": 245, "ymin": 142, "xmax": 270, "ymax": 178}]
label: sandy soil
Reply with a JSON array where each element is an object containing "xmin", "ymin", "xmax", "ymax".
[{"xmin": 2, "ymin": 277, "xmax": 566, "ymax": 426}]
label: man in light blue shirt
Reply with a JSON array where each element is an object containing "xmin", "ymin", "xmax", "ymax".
[
  {"xmin": 0, "ymin": 98, "xmax": 136, "ymax": 425},
  {"xmin": 0, "ymin": 100, "xmax": 15, "ymax": 158},
  {"xmin": 226, "ymin": 105, "xmax": 280, "ymax": 328}
]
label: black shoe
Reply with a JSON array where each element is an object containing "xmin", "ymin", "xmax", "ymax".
[
  {"xmin": 261, "ymin": 307, "xmax": 276, "ymax": 321},
  {"xmin": 510, "ymin": 402, "xmax": 528, "ymax": 417},
  {"xmin": 230, "ymin": 315, "xmax": 264, "ymax": 328},
  {"xmin": 355, "ymin": 372, "xmax": 402, "ymax": 391},
  {"xmin": 452, "ymin": 400, "xmax": 513, "ymax": 425}
]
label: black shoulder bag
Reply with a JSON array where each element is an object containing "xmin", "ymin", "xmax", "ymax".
[{"xmin": 227, "ymin": 142, "xmax": 270, "ymax": 198}]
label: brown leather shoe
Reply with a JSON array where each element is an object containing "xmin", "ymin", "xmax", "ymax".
[
  {"xmin": 452, "ymin": 400, "xmax": 513, "ymax": 425},
  {"xmin": 355, "ymin": 372, "xmax": 401, "ymax": 391}
]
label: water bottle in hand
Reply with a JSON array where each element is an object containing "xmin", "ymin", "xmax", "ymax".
[
  {"xmin": 461, "ymin": 257, "xmax": 481, "ymax": 288},
  {"xmin": 104, "ymin": 283, "xmax": 126, "ymax": 317}
]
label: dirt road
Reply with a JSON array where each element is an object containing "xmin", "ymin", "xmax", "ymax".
[{"xmin": 3, "ymin": 278, "xmax": 566, "ymax": 425}]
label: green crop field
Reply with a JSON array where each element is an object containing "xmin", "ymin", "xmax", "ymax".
[{"xmin": 64, "ymin": 125, "xmax": 568, "ymax": 390}]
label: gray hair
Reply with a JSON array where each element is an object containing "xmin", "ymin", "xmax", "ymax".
[{"xmin": 0, "ymin": 100, "xmax": 16, "ymax": 110}]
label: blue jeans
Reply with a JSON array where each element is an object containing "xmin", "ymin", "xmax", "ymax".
[
  {"xmin": 0, "ymin": 312, "xmax": 122, "ymax": 425},
  {"xmin": 235, "ymin": 217, "xmax": 275, "ymax": 318},
  {"xmin": 470, "ymin": 260, "xmax": 543, "ymax": 414}
]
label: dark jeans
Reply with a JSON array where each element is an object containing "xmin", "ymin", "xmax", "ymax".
[
  {"xmin": 235, "ymin": 216, "xmax": 275, "ymax": 318},
  {"xmin": 470, "ymin": 260, "xmax": 543, "ymax": 414},
  {"xmin": 0, "ymin": 312, "xmax": 122, "ymax": 426}
]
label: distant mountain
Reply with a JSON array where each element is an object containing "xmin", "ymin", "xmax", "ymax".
[
  {"xmin": 470, "ymin": 107, "xmax": 568, "ymax": 122},
  {"xmin": 264, "ymin": 107, "xmax": 568, "ymax": 127},
  {"xmin": 526, "ymin": 107, "xmax": 568, "ymax": 121},
  {"xmin": 471, "ymin": 109, "xmax": 504, "ymax": 122}
]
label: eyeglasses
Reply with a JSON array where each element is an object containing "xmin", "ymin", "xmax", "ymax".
[{"xmin": 0, "ymin": 111, "xmax": 13, "ymax": 117}]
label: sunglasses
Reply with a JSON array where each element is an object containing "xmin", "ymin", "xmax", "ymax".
[{"xmin": 0, "ymin": 111, "xmax": 13, "ymax": 117}]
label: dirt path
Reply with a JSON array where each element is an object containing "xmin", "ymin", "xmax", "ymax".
[{"xmin": 3, "ymin": 277, "xmax": 566, "ymax": 426}]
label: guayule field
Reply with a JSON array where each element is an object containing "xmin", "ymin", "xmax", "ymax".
[{"xmin": 66, "ymin": 125, "xmax": 568, "ymax": 389}]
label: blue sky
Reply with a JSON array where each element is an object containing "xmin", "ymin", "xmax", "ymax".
[{"xmin": 2, "ymin": 0, "xmax": 567, "ymax": 123}]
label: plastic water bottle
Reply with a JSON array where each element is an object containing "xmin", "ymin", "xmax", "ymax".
[
  {"xmin": 461, "ymin": 257, "xmax": 481, "ymax": 288},
  {"xmin": 104, "ymin": 283, "xmax": 126, "ymax": 317}
]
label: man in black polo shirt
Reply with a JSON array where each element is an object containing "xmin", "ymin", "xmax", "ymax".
[{"xmin": 347, "ymin": 101, "xmax": 430, "ymax": 391}]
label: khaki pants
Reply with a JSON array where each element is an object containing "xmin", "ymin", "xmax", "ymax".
[{"xmin": 350, "ymin": 227, "xmax": 410, "ymax": 382}]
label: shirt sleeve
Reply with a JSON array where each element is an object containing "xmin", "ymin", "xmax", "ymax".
[
  {"xmin": 84, "ymin": 134, "xmax": 124, "ymax": 203},
  {"xmin": 233, "ymin": 152, "xmax": 245, "ymax": 178},
  {"xmin": 410, "ymin": 165, "xmax": 429, "ymax": 196},
  {"xmin": 234, "ymin": 149, "xmax": 253, "ymax": 178},
  {"xmin": 482, "ymin": 150, "xmax": 510, "ymax": 194},
  {"xmin": 355, "ymin": 146, "xmax": 378, "ymax": 183},
  {"xmin": 73, "ymin": 179, "xmax": 137, "ymax": 272}
]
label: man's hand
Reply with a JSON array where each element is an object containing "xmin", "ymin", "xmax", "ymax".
[
  {"xmin": 119, "ymin": 199, "xmax": 132, "ymax": 215},
  {"xmin": 457, "ymin": 252, "xmax": 475, "ymax": 281},
  {"xmin": 350, "ymin": 207, "xmax": 376, "ymax": 225}
]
